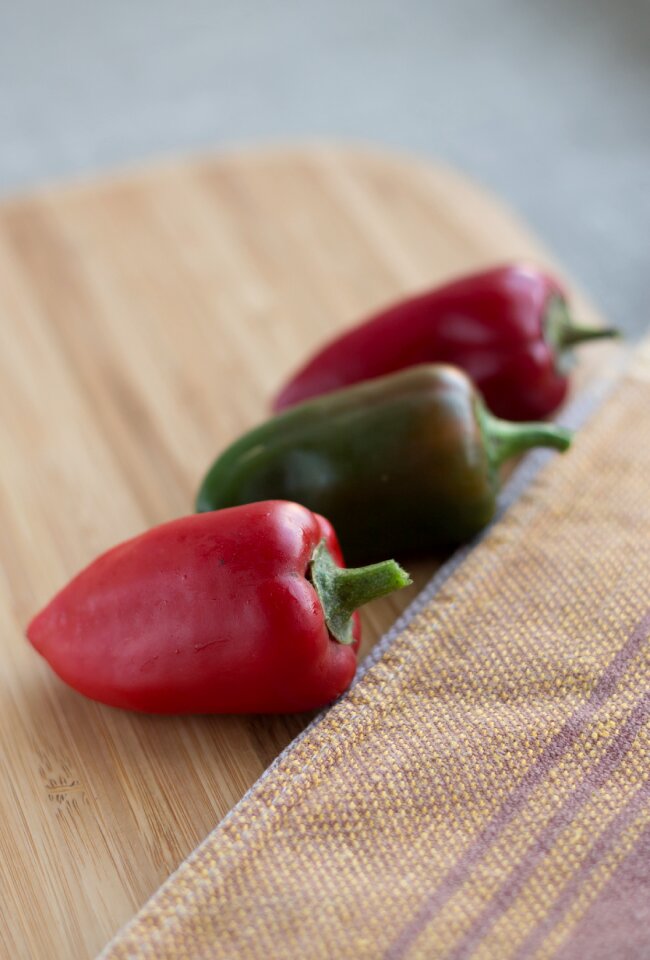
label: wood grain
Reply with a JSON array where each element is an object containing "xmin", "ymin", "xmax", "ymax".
[{"xmin": 0, "ymin": 145, "xmax": 620, "ymax": 959}]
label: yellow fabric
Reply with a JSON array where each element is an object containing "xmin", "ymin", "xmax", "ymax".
[{"xmin": 102, "ymin": 356, "xmax": 650, "ymax": 960}]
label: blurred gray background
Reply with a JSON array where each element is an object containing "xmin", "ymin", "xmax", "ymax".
[{"xmin": 1, "ymin": 0, "xmax": 648, "ymax": 333}]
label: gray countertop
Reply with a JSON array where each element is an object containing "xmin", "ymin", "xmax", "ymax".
[{"xmin": 2, "ymin": 0, "xmax": 648, "ymax": 334}]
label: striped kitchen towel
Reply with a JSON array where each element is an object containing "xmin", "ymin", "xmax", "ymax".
[{"xmin": 102, "ymin": 347, "xmax": 649, "ymax": 960}]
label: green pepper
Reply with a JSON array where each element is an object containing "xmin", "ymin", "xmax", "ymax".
[{"xmin": 196, "ymin": 365, "xmax": 571, "ymax": 563}]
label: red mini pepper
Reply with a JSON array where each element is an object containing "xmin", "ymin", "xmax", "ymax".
[
  {"xmin": 272, "ymin": 263, "xmax": 618, "ymax": 421},
  {"xmin": 26, "ymin": 502, "xmax": 410, "ymax": 714}
]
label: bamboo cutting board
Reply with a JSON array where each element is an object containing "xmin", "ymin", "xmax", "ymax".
[{"xmin": 0, "ymin": 145, "xmax": 618, "ymax": 959}]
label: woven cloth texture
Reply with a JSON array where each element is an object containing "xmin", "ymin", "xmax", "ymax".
[{"xmin": 103, "ymin": 358, "xmax": 650, "ymax": 960}]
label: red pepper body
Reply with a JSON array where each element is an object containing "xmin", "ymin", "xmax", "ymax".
[
  {"xmin": 27, "ymin": 502, "xmax": 361, "ymax": 714},
  {"xmin": 272, "ymin": 264, "xmax": 610, "ymax": 421}
]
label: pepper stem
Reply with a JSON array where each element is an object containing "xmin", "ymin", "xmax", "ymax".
[
  {"xmin": 558, "ymin": 323, "xmax": 620, "ymax": 348},
  {"xmin": 545, "ymin": 295, "xmax": 619, "ymax": 353},
  {"xmin": 309, "ymin": 540, "xmax": 411, "ymax": 645},
  {"xmin": 477, "ymin": 401, "xmax": 572, "ymax": 473}
]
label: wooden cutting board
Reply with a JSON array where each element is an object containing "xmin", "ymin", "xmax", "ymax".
[{"xmin": 0, "ymin": 145, "xmax": 618, "ymax": 959}]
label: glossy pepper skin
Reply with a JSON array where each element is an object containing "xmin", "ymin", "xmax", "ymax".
[
  {"xmin": 26, "ymin": 502, "xmax": 410, "ymax": 714},
  {"xmin": 272, "ymin": 263, "xmax": 618, "ymax": 421},
  {"xmin": 197, "ymin": 366, "xmax": 572, "ymax": 564}
]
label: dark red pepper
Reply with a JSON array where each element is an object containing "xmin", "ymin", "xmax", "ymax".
[
  {"xmin": 272, "ymin": 263, "xmax": 618, "ymax": 421},
  {"xmin": 26, "ymin": 502, "xmax": 410, "ymax": 714}
]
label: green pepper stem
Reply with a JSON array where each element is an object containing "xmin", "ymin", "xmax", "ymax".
[
  {"xmin": 477, "ymin": 402, "xmax": 572, "ymax": 473},
  {"xmin": 556, "ymin": 323, "xmax": 620, "ymax": 349},
  {"xmin": 309, "ymin": 540, "xmax": 411, "ymax": 645},
  {"xmin": 544, "ymin": 294, "xmax": 619, "ymax": 353}
]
